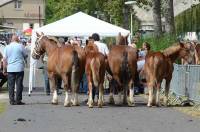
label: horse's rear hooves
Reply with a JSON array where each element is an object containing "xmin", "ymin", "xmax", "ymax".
[
  {"xmin": 72, "ymin": 103, "xmax": 80, "ymax": 106},
  {"xmin": 128, "ymin": 103, "xmax": 135, "ymax": 107},
  {"xmin": 64, "ymin": 102, "xmax": 72, "ymax": 107},
  {"xmin": 52, "ymin": 102, "xmax": 58, "ymax": 105}
]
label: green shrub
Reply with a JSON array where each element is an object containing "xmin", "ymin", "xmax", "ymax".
[{"xmin": 137, "ymin": 34, "xmax": 177, "ymax": 51}]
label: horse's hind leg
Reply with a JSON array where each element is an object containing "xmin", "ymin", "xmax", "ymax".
[
  {"xmin": 49, "ymin": 74, "xmax": 58, "ymax": 105},
  {"xmin": 147, "ymin": 81, "xmax": 154, "ymax": 107},
  {"xmin": 164, "ymin": 79, "xmax": 171, "ymax": 106},
  {"xmin": 108, "ymin": 79, "xmax": 115, "ymax": 105},
  {"xmin": 62, "ymin": 75, "xmax": 71, "ymax": 107},
  {"xmin": 98, "ymin": 83, "xmax": 104, "ymax": 108},
  {"xmin": 127, "ymin": 80, "xmax": 135, "ymax": 107},
  {"xmin": 155, "ymin": 82, "xmax": 161, "ymax": 107}
]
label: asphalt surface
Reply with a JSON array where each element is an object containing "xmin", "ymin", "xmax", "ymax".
[{"xmin": 0, "ymin": 91, "xmax": 200, "ymax": 132}]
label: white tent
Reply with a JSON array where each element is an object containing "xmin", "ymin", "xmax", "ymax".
[{"xmin": 29, "ymin": 12, "xmax": 130, "ymax": 94}]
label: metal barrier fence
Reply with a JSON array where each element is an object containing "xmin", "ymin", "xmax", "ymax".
[{"xmin": 163, "ymin": 64, "xmax": 200, "ymax": 105}]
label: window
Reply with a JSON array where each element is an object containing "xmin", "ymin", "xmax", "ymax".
[
  {"xmin": 15, "ymin": 0, "xmax": 22, "ymax": 9},
  {"xmin": 29, "ymin": 23, "xmax": 33, "ymax": 29}
]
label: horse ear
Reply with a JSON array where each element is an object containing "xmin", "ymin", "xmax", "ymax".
[
  {"xmin": 179, "ymin": 42, "xmax": 184, "ymax": 48},
  {"xmin": 36, "ymin": 32, "xmax": 40, "ymax": 37},
  {"xmin": 126, "ymin": 33, "xmax": 129, "ymax": 38},
  {"xmin": 41, "ymin": 32, "xmax": 44, "ymax": 35}
]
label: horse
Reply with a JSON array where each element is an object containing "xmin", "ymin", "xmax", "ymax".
[
  {"xmin": 107, "ymin": 33, "xmax": 138, "ymax": 106},
  {"xmin": 143, "ymin": 42, "xmax": 193, "ymax": 107},
  {"xmin": 84, "ymin": 40, "xmax": 106, "ymax": 108},
  {"xmin": 32, "ymin": 32, "xmax": 85, "ymax": 107}
]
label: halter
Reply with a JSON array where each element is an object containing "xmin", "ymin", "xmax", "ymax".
[
  {"xmin": 33, "ymin": 34, "xmax": 45, "ymax": 57},
  {"xmin": 36, "ymin": 35, "xmax": 44, "ymax": 46}
]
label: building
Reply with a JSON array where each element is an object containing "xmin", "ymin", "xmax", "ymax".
[
  {"xmin": 132, "ymin": 0, "xmax": 200, "ymax": 37},
  {"xmin": 0, "ymin": 0, "xmax": 45, "ymax": 31}
]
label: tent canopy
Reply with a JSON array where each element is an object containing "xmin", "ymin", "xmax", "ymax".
[{"xmin": 34, "ymin": 11, "xmax": 130, "ymax": 37}]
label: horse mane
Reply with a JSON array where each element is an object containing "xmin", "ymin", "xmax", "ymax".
[
  {"xmin": 47, "ymin": 36, "xmax": 62, "ymax": 47},
  {"xmin": 163, "ymin": 43, "xmax": 181, "ymax": 56}
]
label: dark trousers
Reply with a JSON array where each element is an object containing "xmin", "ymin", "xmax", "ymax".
[
  {"xmin": 8, "ymin": 72, "xmax": 24, "ymax": 103},
  {"xmin": 0, "ymin": 72, "xmax": 7, "ymax": 87}
]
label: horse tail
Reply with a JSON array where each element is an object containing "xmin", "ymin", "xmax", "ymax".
[
  {"xmin": 120, "ymin": 51, "xmax": 131, "ymax": 85},
  {"xmin": 152, "ymin": 56, "xmax": 159, "ymax": 85},
  {"xmin": 90, "ymin": 57, "xmax": 100, "ymax": 87},
  {"xmin": 71, "ymin": 50, "xmax": 79, "ymax": 91}
]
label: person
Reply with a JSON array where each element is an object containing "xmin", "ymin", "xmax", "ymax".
[
  {"xmin": 91, "ymin": 33, "xmax": 109, "ymax": 56},
  {"xmin": 129, "ymin": 39, "xmax": 137, "ymax": 48},
  {"xmin": 3, "ymin": 34, "xmax": 28, "ymax": 105},
  {"xmin": 135, "ymin": 42, "xmax": 151, "ymax": 94},
  {"xmin": 0, "ymin": 52, "xmax": 7, "ymax": 91},
  {"xmin": 41, "ymin": 54, "xmax": 50, "ymax": 95},
  {"xmin": 137, "ymin": 42, "xmax": 151, "ymax": 71}
]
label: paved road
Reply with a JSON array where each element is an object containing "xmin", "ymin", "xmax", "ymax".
[{"xmin": 0, "ymin": 92, "xmax": 200, "ymax": 132}]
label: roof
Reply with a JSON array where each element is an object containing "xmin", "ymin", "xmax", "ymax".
[
  {"xmin": 0, "ymin": 0, "xmax": 13, "ymax": 7},
  {"xmin": 34, "ymin": 12, "xmax": 130, "ymax": 37},
  {"xmin": 0, "ymin": 25, "xmax": 16, "ymax": 29}
]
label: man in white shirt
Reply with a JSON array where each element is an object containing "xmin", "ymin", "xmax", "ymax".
[{"xmin": 91, "ymin": 33, "xmax": 109, "ymax": 56}]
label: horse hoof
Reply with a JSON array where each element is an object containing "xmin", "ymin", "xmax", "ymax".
[
  {"xmin": 156, "ymin": 103, "xmax": 161, "ymax": 107},
  {"xmin": 64, "ymin": 102, "xmax": 72, "ymax": 107},
  {"xmin": 88, "ymin": 104, "xmax": 93, "ymax": 108},
  {"xmin": 128, "ymin": 102, "xmax": 135, "ymax": 107},
  {"xmin": 98, "ymin": 101, "xmax": 104, "ymax": 108},
  {"xmin": 51, "ymin": 102, "xmax": 58, "ymax": 105},
  {"xmin": 72, "ymin": 102, "xmax": 80, "ymax": 106},
  {"xmin": 51, "ymin": 99, "xmax": 58, "ymax": 105},
  {"xmin": 109, "ymin": 98, "xmax": 115, "ymax": 105},
  {"xmin": 147, "ymin": 103, "xmax": 152, "ymax": 107}
]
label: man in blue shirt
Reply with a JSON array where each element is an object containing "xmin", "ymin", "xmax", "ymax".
[{"xmin": 3, "ymin": 34, "xmax": 28, "ymax": 105}]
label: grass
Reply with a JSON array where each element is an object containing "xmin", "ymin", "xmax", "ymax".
[
  {"xmin": 0, "ymin": 102, "xmax": 6, "ymax": 114},
  {"xmin": 175, "ymin": 107, "xmax": 200, "ymax": 118}
]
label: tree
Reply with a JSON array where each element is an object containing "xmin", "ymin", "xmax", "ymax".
[
  {"xmin": 163, "ymin": 0, "xmax": 175, "ymax": 34},
  {"xmin": 152, "ymin": 0, "xmax": 162, "ymax": 37}
]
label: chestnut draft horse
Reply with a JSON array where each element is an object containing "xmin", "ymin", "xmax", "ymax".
[
  {"xmin": 107, "ymin": 33, "xmax": 137, "ymax": 106},
  {"xmin": 144, "ymin": 42, "xmax": 193, "ymax": 107},
  {"xmin": 32, "ymin": 32, "xmax": 85, "ymax": 107},
  {"xmin": 84, "ymin": 40, "xmax": 106, "ymax": 108}
]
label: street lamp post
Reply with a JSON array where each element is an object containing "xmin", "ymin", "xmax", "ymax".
[{"xmin": 125, "ymin": 1, "xmax": 137, "ymax": 38}]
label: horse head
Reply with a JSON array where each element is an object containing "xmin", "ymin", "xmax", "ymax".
[
  {"xmin": 116, "ymin": 32, "xmax": 129, "ymax": 45},
  {"xmin": 178, "ymin": 42, "xmax": 194, "ymax": 64},
  {"xmin": 32, "ymin": 32, "xmax": 47, "ymax": 59}
]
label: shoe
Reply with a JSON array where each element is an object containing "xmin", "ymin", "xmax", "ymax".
[
  {"xmin": 16, "ymin": 101, "xmax": 25, "ymax": 105},
  {"xmin": 10, "ymin": 101, "xmax": 16, "ymax": 105}
]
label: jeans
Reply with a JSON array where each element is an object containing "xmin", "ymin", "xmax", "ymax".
[
  {"xmin": 43, "ymin": 66, "xmax": 50, "ymax": 94},
  {"xmin": 7, "ymin": 72, "xmax": 24, "ymax": 103}
]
